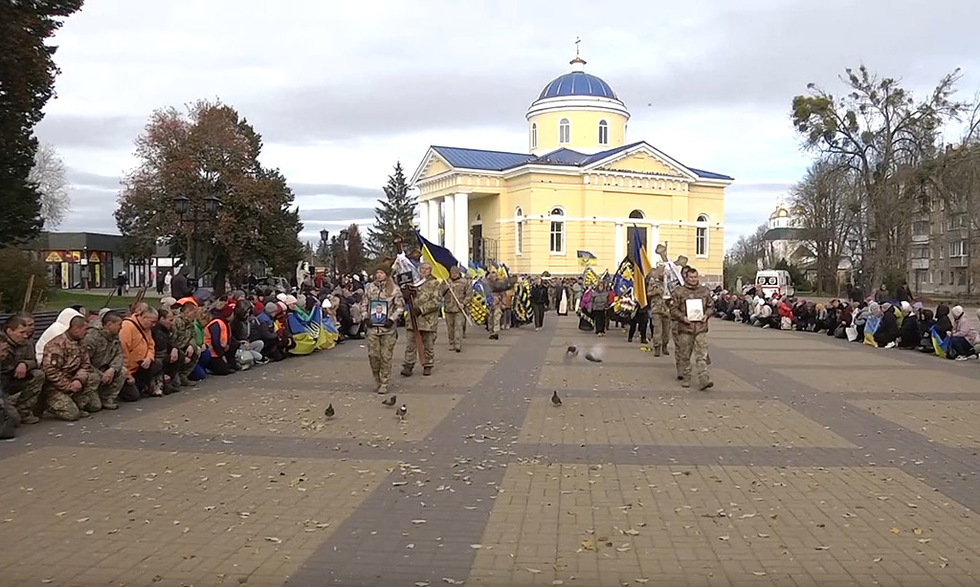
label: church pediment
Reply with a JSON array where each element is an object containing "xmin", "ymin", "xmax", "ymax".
[
  {"xmin": 411, "ymin": 148, "xmax": 454, "ymax": 184},
  {"xmin": 586, "ymin": 142, "xmax": 699, "ymax": 181}
]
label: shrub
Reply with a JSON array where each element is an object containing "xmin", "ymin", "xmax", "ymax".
[{"xmin": 0, "ymin": 248, "xmax": 50, "ymax": 313}]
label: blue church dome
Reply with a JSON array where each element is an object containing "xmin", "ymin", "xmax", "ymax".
[{"xmin": 538, "ymin": 71, "xmax": 618, "ymax": 101}]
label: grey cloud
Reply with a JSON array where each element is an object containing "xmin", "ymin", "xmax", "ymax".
[
  {"xmin": 299, "ymin": 208, "xmax": 377, "ymax": 223},
  {"xmin": 727, "ymin": 182, "xmax": 793, "ymax": 195},
  {"xmin": 67, "ymin": 168, "xmax": 123, "ymax": 191},
  {"xmin": 36, "ymin": 114, "xmax": 145, "ymax": 150},
  {"xmin": 290, "ymin": 182, "xmax": 381, "ymax": 199}
]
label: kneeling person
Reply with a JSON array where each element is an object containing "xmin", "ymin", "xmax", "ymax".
[
  {"xmin": 1, "ymin": 313, "xmax": 44, "ymax": 424},
  {"xmin": 42, "ymin": 315, "xmax": 101, "ymax": 421},
  {"xmin": 82, "ymin": 311, "xmax": 128, "ymax": 410}
]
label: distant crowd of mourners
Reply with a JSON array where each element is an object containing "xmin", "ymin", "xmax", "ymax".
[
  {"xmin": 710, "ymin": 282, "xmax": 980, "ymax": 359},
  {"xmin": 0, "ymin": 264, "xmax": 388, "ymax": 440}
]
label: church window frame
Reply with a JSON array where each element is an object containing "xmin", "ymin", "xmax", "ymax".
[
  {"xmin": 598, "ymin": 119, "xmax": 609, "ymax": 145},
  {"xmin": 515, "ymin": 207, "xmax": 524, "ymax": 256},
  {"xmin": 530, "ymin": 123, "xmax": 537, "ymax": 150},
  {"xmin": 549, "ymin": 206, "xmax": 566, "ymax": 255},
  {"xmin": 695, "ymin": 214, "xmax": 709, "ymax": 258},
  {"xmin": 558, "ymin": 118, "xmax": 571, "ymax": 144}
]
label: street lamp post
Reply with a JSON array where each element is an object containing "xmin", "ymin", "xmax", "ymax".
[{"xmin": 175, "ymin": 194, "xmax": 222, "ymax": 288}]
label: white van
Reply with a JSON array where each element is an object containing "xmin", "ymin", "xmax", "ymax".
[{"xmin": 755, "ymin": 270, "xmax": 795, "ymax": 299}]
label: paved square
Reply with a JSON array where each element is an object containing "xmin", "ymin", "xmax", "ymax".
[
  {"xmin": 850, "ymin": 400, "xmax": 980, "ymax": 448},
  {"xmin": 776, "ymin": 367, "xmax": 980, "ymax": 394},
  {"xmin": 468, "ymin": 463, "xmax": 980, "ymax": 586},
  {"xmin": 519, "ymin": 397, "xmax": 854, "ymax": 447},
  {"xmin": 4, "ymin": 315, "xmax": 980, "ymax": 586},
  {"xmin": 0, "ymin": 447, "xmax": 394, "ymax": 586},
  {"xmin": 538, "ymin": 364, "xmax": 761, "ymax": 392},
  {"xmin": 120, "ymin": 390, "xmax": 461, "ymax": 441},
  {"xmin": 732, "ymin": 349, "xmax": 912, "ymax": 368}
]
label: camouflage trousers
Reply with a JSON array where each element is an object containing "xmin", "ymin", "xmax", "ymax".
[
  {"xmin": 404, "ymin": 329, "xmax": 437, "ymax": 368},
  {"xmin": 651, "ymin": 313, "xmax": 671, "ymax": 352},
  {"xmin": 6, "ymin": 369, "xmax": 45, "ymax": 420},
  {"xmin": 174, "ymin": 347, "xmax": 201, "ymax": 383},
  {"xmin": 95, "ymin": 368, "xmax": 128, "ymax": 403},
  {"xmin": 45, "ymin": 372, "xmax": 102, "ymax": 421},
  {"xmin": 445, "ymin": 312, "xmax": 464, "ymax": 351},
  {"xmin": 675, "ymin": 332, "xmax": 710, "ymax": 387},
  {"xmin": 367, "ymin": 330, "xmax": 397, "ymax": 387},
  {"xmin": 488, "ymin": 307, "xmax": 500, "ymax": 335}
]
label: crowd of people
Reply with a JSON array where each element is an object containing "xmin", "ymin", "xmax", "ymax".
[
  {"xmin": 710, "ymin": 284, "xmax": 980, "ymax": 360},
  {"xmin": 2, "ymin": 248, "xmax": 727, "ymax": 439}
]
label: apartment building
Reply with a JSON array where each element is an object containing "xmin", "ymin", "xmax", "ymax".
[{"xmin": 908, "ymin": 197, "xmax": 975, "ymax": 297}]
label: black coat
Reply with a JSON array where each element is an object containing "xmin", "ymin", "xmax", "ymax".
[
  {"xmin": 530, "ymin": 284, "xmax": 549, "ymax": 305},
  {"xmin": 171, "ymin": 272, "xmax": 190, "ymax": 299},
  {"xmin": 898, "ymin": 314, "xmax": 920, "ymax": 348},
  {"xmin": 876, "ymin": 309, "xmax": 899, "ymax": 343}
]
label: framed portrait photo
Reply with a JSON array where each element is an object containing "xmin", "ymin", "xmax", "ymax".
[{"xmin": 369, "ymin": 300, "xmax": 389, "ymax": 326}]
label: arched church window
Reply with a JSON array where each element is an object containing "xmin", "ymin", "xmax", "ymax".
[
  {"xmin": 549, "ymin": 207, "xmax": 565, "ymax": 254},
  {"xmin": 629, "ymin": 209, "xmax": 644, "ymax": 219},
  {"xmin": 598, "ymin": 120, "xmax": 609, "ymax": 145},
  {"xmin": 696, "ymin": 214, "xmax": 709, "ymax": 257},
  {"xmin": 515, "ymin": 207, "xmax": 524, "ymax": 255},
  {"xmin": 559, "ymin": 119, "xmax": 571, "ymax": 144},
  {"xmin": 530, "ymin": 123, "xmax": 537, "ymax": 150}
]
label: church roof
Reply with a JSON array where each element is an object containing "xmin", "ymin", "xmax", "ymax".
[
  {"xmin": 427, "ymin": 143, "xmax": 732, "ymax": 181},
  {"xmin": 537, "ymin": 72, "xmax": 618, "ymax": 100}
]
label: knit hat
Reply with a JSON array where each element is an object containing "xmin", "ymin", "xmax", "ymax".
[
  {"xmin": 952, "ymin": 305, "xmax": 965, "ymax": 319},
  {"xmin": 160, "ymin": 296, "xmax": 177, "ymax": 308},
  {"xmin": 284, "ymin": 295, "xmax": 298, "ymax": 306},
  {"xmin": 264, "ymin": 302, "xmax": 278, "ymax": 315},
  {"xmin": 900, "ymin": 301, "xmax": 912, "ymax": 313},
  {"xmin": 375, "ymin": 264, "xmax": 391, "ymax": 277}
]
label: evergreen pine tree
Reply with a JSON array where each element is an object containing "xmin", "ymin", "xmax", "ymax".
[{"xmin": 368, "ymin": 162, "xmax": 417, "ymax": 255}]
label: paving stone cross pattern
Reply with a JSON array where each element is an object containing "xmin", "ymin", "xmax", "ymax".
[{"xmin": 3, "ymin": 316, "xmax": 980, "ymax": 586}]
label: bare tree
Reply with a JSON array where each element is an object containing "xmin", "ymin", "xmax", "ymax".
[
  {"xmin": 792, "ymin": 65, "xmax": 967, "ymax": 290},
  {"xmin": 789, "ymin": 158, "xmax": 859, "ymax": 294},
  {"xmin": 28, "ymin": 143, "xmax": 70, "ymax": 229}
]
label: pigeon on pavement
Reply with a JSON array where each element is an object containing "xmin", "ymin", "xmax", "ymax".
[
  {"xmin": 324, "ymin": 403, "xmax": 335, "ymax": 418},
  {"xmin": 551, "ymin": 390, "xmax": 562, "ymax": 406},
  {"xmin": 396, "ymin": 404, "xmax": 408, "ymax": 420}
]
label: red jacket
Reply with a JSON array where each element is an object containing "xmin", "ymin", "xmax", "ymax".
[{"xmin": 777, "ymin": 301, "xmax": 794, "ymax": 319}]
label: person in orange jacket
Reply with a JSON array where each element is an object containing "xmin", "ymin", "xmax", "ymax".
[{"xmin": 119, "ymin": 303, "xmax": 161, "ymax": 398}]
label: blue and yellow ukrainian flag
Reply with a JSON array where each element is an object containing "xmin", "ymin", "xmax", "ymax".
[
  {"xmin": 629, "ymin": 230, "xmax": 654, "ymax": 307},
  {"xmin": 416, "ymin": 230, "xmax": 460, "ymax": 281},
  {"xmin": 577, "ymin": 250, "xmax": 597, "ymax": 267}
]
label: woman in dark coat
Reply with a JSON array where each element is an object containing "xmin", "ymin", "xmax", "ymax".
[
  {"xmin": 873, "ymin": 305, "xmax": 900, "ymax": 348},
  {"xmin": 897, "ymin": 303, "xmax": 920, "ymax": 349}
]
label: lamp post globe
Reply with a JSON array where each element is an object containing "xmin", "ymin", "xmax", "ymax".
[
  {"xmin": 174, "ymin": 195, "xmax": 189, "ymax": 215},
  {"xmin": 203, "ymin": 195, "xmax": 222, "ymax": 215}
]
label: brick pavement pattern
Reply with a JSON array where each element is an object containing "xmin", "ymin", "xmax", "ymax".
[{"xmin": 3, "ymin": 317, "xmax": 980, "ymax": 586}]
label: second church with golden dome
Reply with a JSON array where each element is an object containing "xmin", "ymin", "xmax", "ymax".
[{"xmin": 411, "ymin": 50, "xmax": 732, "ymax": 284}]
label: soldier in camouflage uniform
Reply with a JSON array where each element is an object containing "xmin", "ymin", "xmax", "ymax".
[
  {"xmin": 438, "ymin": 266, "xmax": 472, "ymax": 353},
  {"xmin": 82, "ymin": 311, "xmax": 127, "ymax": 410},
  {"xmin": 486, "ymin": 273, "xmax": 506, "ymax": 340},
  {"xmin": 170, "ymin": 300, "xmax": 201, "ymax": 387},
  {"xmin": 1, "ymin": 313, "xmax": 44, "ymax": 425},
  {"xmin": 359, "ymin": 265, "xmax": 405, "ymax": 395},
  {"xmin": 41, "ymin": 315, "xmax": 102, "ymax": 421},
  {"xmin": 669, "ymin": 266, "xmax": 714, "ymax": 391},
  {"xmin": 647, "ymin": 267, "xmax": 671, "ymax": 358},
  {"xmin": 402, "ymin": 263, "xmax": 441, "ymax": 376}
]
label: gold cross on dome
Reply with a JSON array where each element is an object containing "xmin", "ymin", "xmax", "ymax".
[{"xmin": 575, "ymin": 37, "xmax": 581, "ymax": 56}]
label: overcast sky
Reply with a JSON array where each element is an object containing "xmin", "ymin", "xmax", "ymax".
[{"xmin": 37, "ymin": 0, "xmax": 980, "ymax": 248}]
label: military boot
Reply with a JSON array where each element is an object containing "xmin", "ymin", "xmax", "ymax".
[
  {"xmin": 422, "ymin": 366, "xmax": 432, "ymax": 376},
  {"xmin": 653, "ymin": 346, "xmax": 662, "ymax": 357},
  {"xmin": 400, "ymin": 365, "xmax": 413, "ymax": 377}
]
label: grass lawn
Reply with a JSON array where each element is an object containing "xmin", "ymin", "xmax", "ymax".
[{"xmin": 40, "ymin": 289, "xmax": 160, "ymax": 311}]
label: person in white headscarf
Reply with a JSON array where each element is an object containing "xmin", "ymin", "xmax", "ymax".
[
  {"xmin": 35, "ymin": 308, "xmax": 83, "ymax": 363},
  {"xmin": 949, "ymin": 305, "xmax": 978, "ymax": 360}
]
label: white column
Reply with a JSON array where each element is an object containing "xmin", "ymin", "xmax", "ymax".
[
  {"xmin": 614, "ymin": 223, "xmax": 625, "ymax": 264},
  {"xmin": 454, "ymin": 193, "xmax": 469, "ymax": 267},
  {"xmin": 443, "ymin": 195, "xmax": 455, "ymax": 256},
  {"xmin": 418, "ymin": 200, "xmax": 430, "ymax": 241},
  {"xmin": 428, "ymin": 197, "xmax": 442, "ymax": 246}
]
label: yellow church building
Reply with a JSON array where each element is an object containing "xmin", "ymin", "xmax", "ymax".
[{"xmin": 410, "ymin": 51, "xmax": 732, "ymax": 284}]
